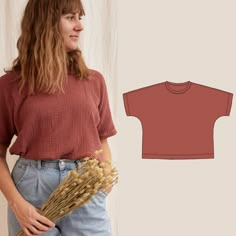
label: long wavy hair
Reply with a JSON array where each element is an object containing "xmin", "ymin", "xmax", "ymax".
[{"xmin": 5, "ymin": 0, "xmax": 89, "ymax": 95}]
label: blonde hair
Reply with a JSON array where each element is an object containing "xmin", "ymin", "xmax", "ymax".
[{"xmin": 5, "ymin": 0, "xmax": 89, "ymax": 95}]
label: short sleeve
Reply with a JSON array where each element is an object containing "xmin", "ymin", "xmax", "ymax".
[
  {"xmin": 123, "ymin": 89, "xmax": 145, "ymax": 117},
  {"xmin": 0, "ymin": 76, "xmax": 15, "ymax": 147},
  {"xmin": 212, "ymin": 89, "xmax": 233, "ymax": 118},
  {"xmin": 225, "ymin": 93, "xmax": 233, "ymax": 116},
  {"xmin": 97, "ymin": 73, "xmax": 117, "ymax": 139},
  {"xmin": 123, "ymin": 92, "xmax": 132, "ymax": 116}
]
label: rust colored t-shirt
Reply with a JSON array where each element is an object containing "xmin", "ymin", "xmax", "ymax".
[
  {"xmin": 123, "ymin": 81, "xmax": 233, "ymax": 159},
  {"xmin": 0, "ymin": 69, "xmax": 117, "ymax": 160}
]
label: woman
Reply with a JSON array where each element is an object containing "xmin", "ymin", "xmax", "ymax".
[{"xmin": 0, "ymin": 0, "xmax": 117, "ymax": 235}]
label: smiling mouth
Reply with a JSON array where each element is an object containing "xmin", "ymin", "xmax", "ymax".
[{"xmin": 70, "ymin": 36, "xmax": 79, "ymax": 41}]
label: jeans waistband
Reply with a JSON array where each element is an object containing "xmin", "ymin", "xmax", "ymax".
[{"xmin": 18, "ymin": 156, "xmax": 82, "ymax": 170}]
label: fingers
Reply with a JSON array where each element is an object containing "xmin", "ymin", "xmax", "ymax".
[
  {"xmin": 36, "ymin": 213, "xmax": 55, "ymax": 228},
  {"xmin": 24, "ymin": 227, "xmax": 38, "ymax": 236},
  {"xmin": 21, "ymin": 211, "xmax": 55, "ymax": 235},
  {"xmin": 33, "ymin": 220, "xmax": 52, "ymax": 231},
  {"xmin": 12, "ymin": 199, "xmax": 55, "ymax": 235},
  {"xmin": 23, "ymin": 220, "xmax": 53, "ymax": 236}
]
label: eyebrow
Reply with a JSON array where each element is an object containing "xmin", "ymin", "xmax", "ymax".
[
  {"xmin": 71, "ymin": 12, "xmax": 80, "ymax": 15},
  {"xmin": 64, "ymin": 11, "xmax": 83, "ymax": 17}
]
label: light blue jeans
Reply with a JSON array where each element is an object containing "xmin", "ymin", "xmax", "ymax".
[{"xmin": 8, "ymin": 156, "xmax": 112, "ymax": 236}]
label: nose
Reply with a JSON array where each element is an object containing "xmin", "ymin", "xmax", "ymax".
[{"xmin": 74, "ymin": 19, "xmax": 83, "ymax": 32}]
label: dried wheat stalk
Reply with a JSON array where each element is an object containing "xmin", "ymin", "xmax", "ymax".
[{"xmin": 16, "ymin": 149, "xmax": 118, "ymax": 236}]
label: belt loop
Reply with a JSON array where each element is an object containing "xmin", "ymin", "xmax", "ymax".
[
  {"xmin": 74, "ymin": 160, "xmax": 80, "ymax": 170},
  {"xmin": 37, "ymin": 160, "xmax": 42, "ymax": 169}
]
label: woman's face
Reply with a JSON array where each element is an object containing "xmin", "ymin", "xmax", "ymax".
[{"xmin": 59, "ymin": 11, "xmax": 84, "ymax": 51}]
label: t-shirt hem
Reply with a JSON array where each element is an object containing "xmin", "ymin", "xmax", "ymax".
[
  {"xmin": 99, "ymin": 128, "xmax": 117, "ymax": 139},
  {"xmin": 142, "ymin": 153, "xmax": 214, "ymax": 159}
]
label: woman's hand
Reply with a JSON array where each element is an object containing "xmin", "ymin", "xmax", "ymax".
[
  {"xmin": 10, "ymin": 198, "xmax": 55, "ymax": 235},
  {"xmin": 103, "ymin": 185, "xmax": 113, "ymax": 194}
]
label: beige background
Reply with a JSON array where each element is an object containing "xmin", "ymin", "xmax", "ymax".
[
  {"xmin": 117, "ymin": 0, "xmax": 236, "ymax": 236},
  {"xmin": 1, "ymin": 0, "xmax": 236, "ymax": 235}
]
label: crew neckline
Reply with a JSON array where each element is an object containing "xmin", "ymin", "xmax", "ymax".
[{"xmin": 165, "ymin": 81, "xmax": 191, "ymax": 94}]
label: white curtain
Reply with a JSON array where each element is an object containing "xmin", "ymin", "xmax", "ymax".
[{"xmin": 0, "ymin": 1, "xmax": 118, "ymax": 235}]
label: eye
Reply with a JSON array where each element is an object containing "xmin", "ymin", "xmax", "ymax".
[
  {"xmin": 67, "ymin": 15, "xmax": 75, "ymax": 20},
  {"xmin": 66, "ymin": 15, "xmax": 83, "ymax": 21}
]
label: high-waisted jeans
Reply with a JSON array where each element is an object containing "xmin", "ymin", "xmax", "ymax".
[{"xmin": 8, "ymin": 156, "xmax": 112, "ymax": 236}]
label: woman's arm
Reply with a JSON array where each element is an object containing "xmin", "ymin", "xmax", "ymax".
[
  {"xmin": 0, "ymin": 145, "xmax": 55, "ymax": 235},
  {"xmin": 100, "ymin": 139, "xmax": 113, "ymax": 193},
  {"xmin": 100, "ymin": 138, "xmax": 112, "ymax": 162},
  {"xmin": 0, "ymin": 145, "xmax": 23, "ymax": 206}
]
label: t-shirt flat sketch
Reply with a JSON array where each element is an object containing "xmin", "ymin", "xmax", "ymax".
[{"xmin": 123, "ymin": 81, "xmax": 233, "ymax": 159}]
